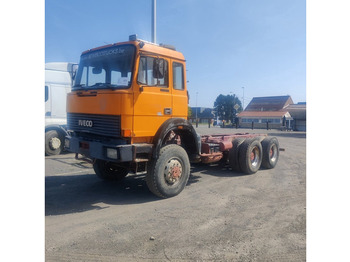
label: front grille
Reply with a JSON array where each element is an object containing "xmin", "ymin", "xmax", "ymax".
[{"xmin": 67, "ymin": 113, "xmax": 121, "ymax": 138}]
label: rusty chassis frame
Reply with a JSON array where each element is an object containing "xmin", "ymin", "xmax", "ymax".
[{"xmin": 199, "ymin": 133, "xmax": 267, "ymax": 163}]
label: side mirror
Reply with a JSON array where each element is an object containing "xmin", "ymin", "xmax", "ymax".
[
  {"xmin": 92, "ymin": 67, "xmax": 102, "ymax": 74},
  {"xmin": 71, "ymin": 64, "xmax": 79, "ymax": 80},
  {"xmin": 153, "ymin": 59, "xmax": 164, "ymax": 79}
]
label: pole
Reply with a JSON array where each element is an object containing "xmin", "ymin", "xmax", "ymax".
[
  {"xmin": 152, "ymin": 0, "xmax": 156, "ymax": 43},
  {"xmin": 242, "ymin": 87, "xmax": 245, "ymax": 110},
  {"xmin": 196, "ymin": 92, "xmax": 198, "ymax": 128}
]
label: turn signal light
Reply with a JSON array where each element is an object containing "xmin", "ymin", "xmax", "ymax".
[{"xmin": 122, "ymin": 129, "xmax": 132, "ymax": 137}]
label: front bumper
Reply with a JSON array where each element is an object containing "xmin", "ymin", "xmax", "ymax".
[{"xmin": 65, "ymin": 135, "xmax": 133, "ymax": 162}]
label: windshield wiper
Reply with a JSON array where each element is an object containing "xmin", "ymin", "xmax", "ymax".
[
  {"xmin": 88, "ymin": 83, "xmax": 127, "ymax": 90},
  {"xmin": 88, "ymin": 83, "xmax": 106, "ymax": 89},
  {"xmin": 73, "ymin": 84, "xmax": 85, "ymax": 89},
  {"xmin": 75, "ymin": 83, "xmax": 128, "ymax": 90},
  {"xmin": 105, "ymin": 84, "xmax": 122, "ymax": 89}
]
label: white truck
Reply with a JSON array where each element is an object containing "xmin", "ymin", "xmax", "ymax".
[{"xmin": 45, "ymin": 62, "xmax": 78, "ymax": 155}]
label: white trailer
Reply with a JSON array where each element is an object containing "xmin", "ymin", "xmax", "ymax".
[{"xmin": 45, "ymin": 62, "xmax": 78, "ymax": 155}]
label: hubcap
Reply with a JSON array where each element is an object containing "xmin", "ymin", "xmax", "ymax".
[
  {"xmin": 269, "ymin": 144, "xmax": 277, "ymax": 162},
  {"xmin": 250, "ymin": 146, "xmax": 260, "ymax": 167},
  {"xmin": 164, "ymin": 159, "xmax": 183, "ymax": 185},
  {"xmin": 49, "ymin": 137, "xmax": 61, "ymax": 150}
]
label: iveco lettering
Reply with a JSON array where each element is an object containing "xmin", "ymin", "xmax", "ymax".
[{"xmin": 78, "ymin": 120, "xmax": 93, "ymax": 127}]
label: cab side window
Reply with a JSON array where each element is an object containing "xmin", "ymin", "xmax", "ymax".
[
  {"xmin": 137, "ymin": 56, "xmax": 168, "ymax": 87},
  {"xmin": 173, "ymin": 62, "xmax": 184, "ymax": 90}
]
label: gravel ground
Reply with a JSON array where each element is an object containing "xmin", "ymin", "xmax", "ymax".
[{"xmin": 46, "ymin": 126, "xmax": 306, "ymax": 261}]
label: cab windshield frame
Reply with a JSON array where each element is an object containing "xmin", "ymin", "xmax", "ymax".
[{"xmin": 73, "ymin": 44, "xmax": 136, "ymax": 90}]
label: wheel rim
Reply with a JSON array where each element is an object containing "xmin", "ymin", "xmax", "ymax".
[
  {"xmin": 250, "ymin": 146, "xmax": 261, "ymax": 167},
  {"xmin": 164, "ymin": 158, "xmax": 183, "ymax": 185},
  {"xmin": 49, "ymin": 137, "xmax": 61, "ymax": 150},
  {"xmin": 269, "ymin": 144, "xmax": 278, "ymax": 162},
  {"xmin": 105, "ymin": 163, "xmax": 121, "ymax": 175}
]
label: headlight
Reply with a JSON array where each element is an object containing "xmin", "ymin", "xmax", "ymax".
[
  {"xmin": 64, "ymin": 138, "xmax": 70, "ymax": 149},
  {"xmin": 106, "ymin": 148, "xmax": 118, "ymax": 159}
]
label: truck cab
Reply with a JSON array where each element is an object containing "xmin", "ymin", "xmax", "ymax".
[
  {"xmin": 65, "ymin": 35, "xmax": 200, "ymax": 197},
  {"xmin": 67, "ymin": 36, "xmax": 188, "ymax": 141}
]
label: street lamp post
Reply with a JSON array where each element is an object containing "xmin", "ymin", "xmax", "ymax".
[
  {"xmin": 229, "ymin": 92, "xmax": 234, "ymax": 124},
  {"xmin": 152, "ymin": 0, "xmax": 156, "ymax": 43},
  {"xmin": 195, "ymin": 92, "xmax": 198, "ymax": 128},
  {"xmin": 242, "ymin": 87, "xmax": 245, "ymax": 110}
]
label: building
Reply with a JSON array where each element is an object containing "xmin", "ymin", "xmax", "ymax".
[
  {"xmin": 189, "ymin": 96, "xmax": 306, "ymax": 131},
  {"xmin": 285, "ymin": 102, "xmax": 306, "ymax": 131},
  {"xmin": 189, "ymin": 107, "xmax": 214, "ymax": 124},
  {"xmin": 237, "ymin": 95, "xmax": 295, "ymax": 129}
]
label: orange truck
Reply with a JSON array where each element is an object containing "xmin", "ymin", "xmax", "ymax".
[{"xmin": 65, "ymin": 35, "xmax": 280, "ymax": 198}]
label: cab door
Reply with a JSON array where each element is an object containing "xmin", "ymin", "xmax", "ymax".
[
  {"xmin": 171, "ymin": 61, "xmax": 187, "ymax": 118},
  {"xmin": 133, "ymin": 56, "xmax": 172, "ymax": 138}
]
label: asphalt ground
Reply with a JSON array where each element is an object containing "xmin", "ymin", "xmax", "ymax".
[{"xmin": 45, "ymin": 126, "xmax": 306, "ymax": 261}]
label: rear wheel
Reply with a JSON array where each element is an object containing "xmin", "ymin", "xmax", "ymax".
[
  {"xmin": 261, "ymin": 137, "xmax": 279, "ymax": 169},
  {"xmin": 228, "ymin": 138, "xmax": 245, "ymax": 171},
  {"xmin": 45, "ymin": 130, "xmax": 64, "ymax": 156},
  {"xmin": 239, "ymin": 138, "xmax": 263, "ymax": 174},
  {"xmin": 93, "ymin": 159, "xmax": 129, "ymax": 181},
  {"xmin": 146, "ymin": 144, "xmax": 190, "ymax": 198}
]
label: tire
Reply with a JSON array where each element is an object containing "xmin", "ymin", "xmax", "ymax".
[
  {"xmin": 239, "ymin": 138, "xmax": 263, "ymax": 174},
  {"xmin": 45, "ymin": 130, "xmax": 64, "ymax": 156},
  {"xmin": 146, "ymin": 144, "xmax": 190, "ymax": 198},
  {"xmin": 228, "ymin": 138, "xmax": 245, "ymax": 171},
  {"xmin": 261, "ymin": 137, "xmax": 279, "ymax": 169},
  {"xmin": 93, "ymin": 159, "xmax": 129, "ymax": 181}
]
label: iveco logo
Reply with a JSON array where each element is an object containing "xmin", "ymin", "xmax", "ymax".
[{"xmin": 78, "ymin": 120, "xmax": 93, "ymax": 127}]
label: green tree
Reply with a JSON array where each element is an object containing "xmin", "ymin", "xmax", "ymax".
[
  {"xmin": 213, "ymin": 94, "xmax": 242, "ymax": 122},
  {"xmin": 188, "ymin": 106, "xmax": 192, "ymax": 117}
]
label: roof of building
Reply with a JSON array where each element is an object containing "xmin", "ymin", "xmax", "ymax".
[
  {"xmin": 238, "ymin": 111, "xmax": 290, "ymax": 118},
  {"xmin": 245, "ymin": 95, "xmax": 294, "ymax": 112},
  {"xmin": 285, "ymin": 103, "xmax": 306, "ymax": 119}
]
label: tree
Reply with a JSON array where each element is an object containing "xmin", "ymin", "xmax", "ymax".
[
  {"xmin": 188, "ymin": 106, "xmax": 192, "ymax": 117},
  {"xmin": 213, "ymin": 94, "xmax": 243, "ymax": 122}
]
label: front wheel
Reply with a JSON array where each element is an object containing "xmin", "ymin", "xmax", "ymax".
[
  {"xmin": 146, "ymin": 144, "xmax": 190, "ymax": 198},
  {"xmin": 93, "ymin": 160, "xmax": 129, "ymax": 181},
  {"xmin": 45, "ymin": 130, "xmax": 64, "ymax": 156}
]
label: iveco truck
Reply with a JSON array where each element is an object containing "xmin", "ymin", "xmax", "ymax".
[{"xmin": 64, "ymin": 35, "xmax": 280, "ymax": 198}]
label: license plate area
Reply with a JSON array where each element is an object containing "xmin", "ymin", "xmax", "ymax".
[{"xmin": 79, "ymin": 141, "xmax": 90, "ymax": 150}]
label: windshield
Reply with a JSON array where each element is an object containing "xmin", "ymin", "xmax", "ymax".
[{"xmin": 74, "ymin": 44, "xmax": 135, "ymax": 90}]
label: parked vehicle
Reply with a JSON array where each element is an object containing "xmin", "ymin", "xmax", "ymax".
[
  {"xmin": 64, "ymin": 35, "xmax": 279, "ymax": 198},
  {"xmin": 45, "ymin": 62, "xmax": 78, "ymax": 155}
]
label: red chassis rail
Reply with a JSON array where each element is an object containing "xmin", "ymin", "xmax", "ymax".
[{"xmin": 199, "ymin": 133, "xmax": 267, "ymax": 163}]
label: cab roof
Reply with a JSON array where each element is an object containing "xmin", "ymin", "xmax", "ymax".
[{"xmin": 81, "ymin": 37, "xmax": 185, "ymax": 62}]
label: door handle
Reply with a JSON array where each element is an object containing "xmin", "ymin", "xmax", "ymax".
[{"xmin": 164, "ymin": 108, "xmax": 172, "ymax": 115}]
